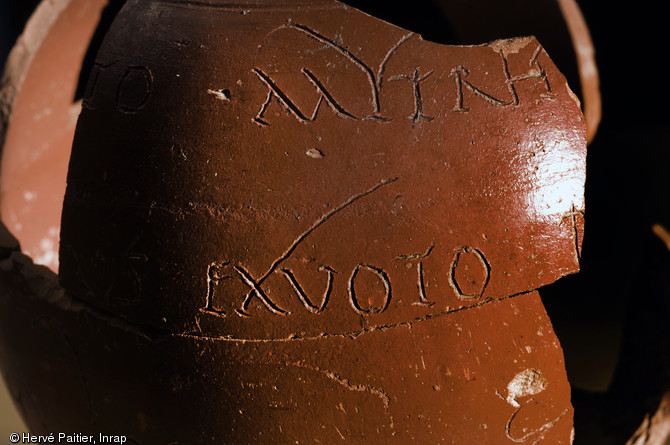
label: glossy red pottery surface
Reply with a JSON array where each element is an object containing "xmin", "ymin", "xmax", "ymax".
[{"xmin": 0, "ymin": 0, "xmax": 586, "ymax": 442}]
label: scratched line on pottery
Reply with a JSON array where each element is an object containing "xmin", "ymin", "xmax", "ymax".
[
  {"xmin": 279, "ymin": 266, "xmax": 335, "ymax": 313},
  {"xmin": 560, "ymin": 203, "xmax": 584, "ymax": 264},
  {"xmin": 82, "ymin": 61, "xmax": 118, "ymax": 110},
  {"xmin": 251, "ymin": 25, "xmax": 415, "ymax": 125},
  {"xmin": 119, "ymin": 236, "xmax": 148, "ymax": 305},
  {"xmin": 388, "ymin": 68, "xmax": 435, "ymax": 124},
  {"xmin": 82, "ymin": 62, "xmax": 154, "ymax": 114},
  {"xmin": 448, "ymin": 246, "xmax": 491, "ymax": 300},
  {"xmin": 347, "ymin": 264, "xmax": 392, "ymax": 315},
  {"xmin": 182, "ymin": 290, "xmax": 529, "ymax": 344},
  {"xmin": 505, "ymin": 405, "xmax": 569, "ymax": 443},
  {"xmin": 415, "ymin": 262, "xmax": 435, "ymax": 307},
  {"xmin": 66, "ymin": 239, "xmax": 148, "ymax": 307},
  {"xmin": 251, "ymin": 67, "xmax": 357, "ymax": 126},
  {"xmin": 201, "ymin": 177, "xmax": 398, "ymax": 317},
  {"xmin": 201, "ymin": 243, "xmax": 491, "ymax": 318},
  {"xmin": 115, "ymin": 66, "xmax": 153, "ymax": 114},
  {"xmin": 288, "ymin": 362, "xmax": 394, "ymax": 426},
  {"xmin": 279, "ymin": 23, "xmax": 412, "ymax": 120},
  {"xmin": 249, "ymin": 22, "xmax": 553, "ymax": 125}
]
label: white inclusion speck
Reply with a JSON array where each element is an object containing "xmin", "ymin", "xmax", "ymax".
[
  {"xmin": 24, "ymin": 191, "xmax": 36, "ymax": 201},
  {"xmin": 32, "ymin": 108, "xmax": 52, "ymax": 122},
  {"xmin": 525, "ymin": 346, "xmax": 532, "ymax": 353},
  {"xmin": 40, "ymin": 237, "xmax": 54, "ymax": 251},
  {"xmin": 33, "ymin": 237, "xmax": 58, "ymax": 268},
  {"xmin": 305, "ymin": 148, "xmax": 324, "ymax": 159},
  {"xmin": 34, "ymin": 250, "xmax": 57, "ymax": 268},
  {"xmin": 48, "ymin": 226, "xmax": 59, "ymax": 237},
  {"xmin": 14, "ymin": 223, "xmax": 22, "ymax": 232},
  {"xmin": 207, "ymin": 88, "xmax": 230, "ymax": 101},
  {"xmin": 506, "ymin": 369, "xmax": 547, "ymax": 408}
]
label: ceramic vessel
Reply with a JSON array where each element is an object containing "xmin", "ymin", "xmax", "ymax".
[{"xmin": 1, "ymin": 0, "xmax": 587, "ymax": 442}]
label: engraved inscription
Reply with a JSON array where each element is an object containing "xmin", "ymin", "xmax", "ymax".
[
  {"xmin": 389, "ymin": 68, "xmax": 435, "ymax": 124},
  {"xmin": 251, "ymin": 24, "xmax": 554, "ymax": 125},
  {"xmin": 82, "ymin": 61, "xmax": 153, "ymax": 114},
  {"xmin": 450, "ymin": 65, "xmax": 509, "ymax": 112},
  {"xmin": 202, "ymin": 261, "xmax": 398, "ymax": 318},
  {"xmin": 280, "ymin": 24, "xmax": 413, "ymax": 121},
  {"xmin": 201, "ymin": 179, "xmax": 396, "ymax": 318},
  {"xmin": 200, "ymin": 261, "xmax": 231, "ymax": 317},
  {"xmin": 560, "ymin": 203, "xmax": 584, "ymax": 263},
  {"xmin": 451, "ymin": 47, "xmax": 552, "ymax": 112},
  {"xmin": 252, "ymin": 67, "xmax": 356, "ymax": 126},
  {"xmin": 397, "ymin": 243, "xmax": 435, "ymax": 307},
  {"xmin": 201, "ymin": 242, "xmax": 492, "ymax": 319},
  {"xmin": 279, "ymin": 266, "xmax": 336, "ymax": 313},
  {"xmin": 301, "ymin": 68, "xmax": 358, "ymax": 120},
  {"xmin": 415, "ymin": 262, "xmax": 434, "ymax": 306},
  {"xmin": 66, "ymin": 238, "xmax": 151, "ymax": 307},
  {"xmin": 118, "ymin": 252, "xmax": 147, "ymax": 306},
  {"xmin": 116, "ymin": 66, "xmax": 153, "ymax": 114},
  {"xmin": 448, "ymin": 246, "xmax": 491, "ymax": 300},
  {"xmin": 252, "ymin": 25, "xmax": 415, "ymax": 125},
  {"xmin": 225, "ymin": 178, "xmax": 397, "ymax": 317},
  {"xmin": 201, "ymin": 261, "xmax": 339, "ymax": 317},
  {"xmin": 347, "ymin": 264, "xmax": 392, "ymax": 315},
  {"xmin": 199, "ymin": 178, "xmax": 397, "ymax": 317},
  {"xmin": 234, "ymin": 264, "xmax": 291, "ymax": 317},
  {"xmin": 82, "ymin": 61, "xmax": 116, "ymax": 110},
  {"xmin": 112, "ymin": 236, "xmax": 148, "ymax": 306},
  {"xmin": 66, "ymin": 245, "xmax": 116, "ymax": 302}
]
